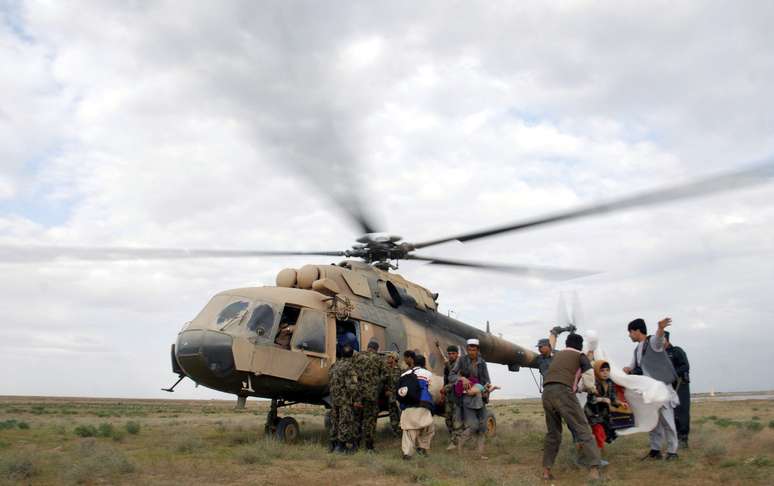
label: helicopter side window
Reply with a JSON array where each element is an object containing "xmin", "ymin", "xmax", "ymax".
[
  {"xmin": 216, "ymin": 301, "xmax": 249, "ymax": 329},
  {"xmin": 291, "ymin": 310, "xmax": 326, "ymax": 353},
  {"xmin": 274, "ymin": 305, "xmax": 302, "ymax": 349},
  {"xmin": 246, "ymin": 303, "xmax": 275, "ymax": 338}
]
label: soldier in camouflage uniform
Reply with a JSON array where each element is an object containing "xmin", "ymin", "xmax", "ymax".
[
  {"xmin": 353, "ymin": 339, "xmax": 387, "ymax": 451},
  {"xmin": 328, "ymin": 335, "xmax": 361, "ymax": 454},
  {"xmin": 384, "ymin": 352, "xmax": 402, "ymax": 436}
]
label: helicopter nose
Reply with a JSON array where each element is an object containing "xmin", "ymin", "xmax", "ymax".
[{"xmin": 175, "ymin": 330, "xmax": 236, "ymax": 382}]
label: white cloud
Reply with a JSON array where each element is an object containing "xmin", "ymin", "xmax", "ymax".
[{"xmin": 1, "ymin": 0, "xmax": 773, "ymax": 400}]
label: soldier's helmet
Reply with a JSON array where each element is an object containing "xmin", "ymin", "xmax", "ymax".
[{"xmin": 341, "ymin": 332, "xmax": 357, "ymax": 349}]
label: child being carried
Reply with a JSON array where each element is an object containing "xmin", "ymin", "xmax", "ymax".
[
  {"xmin": 584, "ymin": 360, "xmax": 619, "ymax": 449},
  {"xmin": 454, "ymin": 376, "xmax": 500, "ymax": 397}
]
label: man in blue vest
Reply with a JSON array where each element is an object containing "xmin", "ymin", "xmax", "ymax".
[{"xmin": 623, "ymin": 317, "xmax": 679, "ymax": 460}]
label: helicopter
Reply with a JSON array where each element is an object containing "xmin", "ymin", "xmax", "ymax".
[{"xmin": 2, "ymin": 160, "xmax": 772, "ymax": 442}]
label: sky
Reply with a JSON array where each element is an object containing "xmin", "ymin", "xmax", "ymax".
[{"xmin": 1, "ymin": 0, "xmax": 774, "ymax": 401}]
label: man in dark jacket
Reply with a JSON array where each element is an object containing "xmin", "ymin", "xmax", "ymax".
[{"xmin": 665, "ymin": 331, "xmax": 690, "ymax": 448}]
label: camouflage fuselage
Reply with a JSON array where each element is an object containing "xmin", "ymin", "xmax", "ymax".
[{"xmin": 173, "ymin": 260, "xmax": 537, "ymax": 406}]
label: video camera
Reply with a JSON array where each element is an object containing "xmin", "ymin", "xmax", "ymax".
[{"xmin": 550, "ymin": 324, "xmax": 577, "ymax": 336}]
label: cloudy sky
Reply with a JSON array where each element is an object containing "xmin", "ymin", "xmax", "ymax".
[{"xmin": 2, "ymin": 1, "xmax": 773, "ymax": 401}]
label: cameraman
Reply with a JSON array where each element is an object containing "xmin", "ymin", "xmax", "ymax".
[{"xmin": 530, "ymin": 325, "xmax": 576, "ymax": 389}]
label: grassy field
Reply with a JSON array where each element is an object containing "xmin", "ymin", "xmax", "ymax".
[{"xmin": 0, "ymin": 395, "xmax": 772, "ymax": 485}]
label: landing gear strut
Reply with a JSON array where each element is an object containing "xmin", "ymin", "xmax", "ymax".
[{"xmin": 265, "ymin": 398, "xmax": 300, "ymax": 443}]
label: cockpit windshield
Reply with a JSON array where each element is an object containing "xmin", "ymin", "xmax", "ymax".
[
  {"xmin": 246, "ymin": 303, "xmax": 275, "ymax": 337},
  {"xmin": 216, "ymin": 301, "xmax": 249, "ymax": 329}
]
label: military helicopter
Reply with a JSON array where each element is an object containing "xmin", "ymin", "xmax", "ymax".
[{"xmin": 2, "ymin": 160, "xmax": 772, "ymax": 442}]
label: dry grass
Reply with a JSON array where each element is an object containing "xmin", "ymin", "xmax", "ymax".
[{"xmin": 0, "ymin": 395, "xmax": 772, "ymax": 485}]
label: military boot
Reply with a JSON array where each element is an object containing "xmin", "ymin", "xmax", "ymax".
[
  {"xmin": 344, "ymin": 442, "xmax": 357, "ymax": 455},
  {"xmin": 334, "ymin": 442, "xmax": 346, "ymax": 454},
  {"xmin": 365, "ymin": 440, "xmax": 375, "ymax": 453},
  {"xmin": 328, "ymin": 440, "xmax": 338, "ymax": 453}
]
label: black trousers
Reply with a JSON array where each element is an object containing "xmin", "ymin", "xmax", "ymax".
[{"xmin": 675, "ymin": 383, "xmax": 690, "ymax": 440}]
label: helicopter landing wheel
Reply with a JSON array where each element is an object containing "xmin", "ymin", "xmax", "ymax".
[
  {"xmin": 265, "ymin": 398, "xmax": 282, "ymax": 436},
  {"xmin": 485, "ymin": 410, "xmax": 497, "ymax": 438},
  {"xmin": 276, "ymin": 417, "xmax": 300, "ymax": 443},
  {"xmin": 264, "ymin": 417, "xmax": 280, "ymax": 436}
]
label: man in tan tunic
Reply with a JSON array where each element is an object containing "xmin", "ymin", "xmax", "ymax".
[{"xmin": 541, "ymin": 333, "xmax": 601, "ymax": 481}]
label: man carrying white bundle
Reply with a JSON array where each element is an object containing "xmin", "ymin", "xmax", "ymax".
[{"xmin": 623, "ymin": 317, "xmax": 680, "ymax": 460}]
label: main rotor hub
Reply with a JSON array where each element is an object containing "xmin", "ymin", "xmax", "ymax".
[{"xmin": 348, "ymin": 234, "xmax": 409, "ymax": 265}]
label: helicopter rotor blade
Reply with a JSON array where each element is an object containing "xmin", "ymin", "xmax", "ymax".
[
  {"xmin": 570, "ymin": 290, "xmax": 585, "ymax": 329},
  {"xmin": 0, "ymin": 245, "xmax": 346, "ymax": 263},
  {"xmin": 406, "ymin": 254, "xmax": 597, "ymax": 280},
  {"xmin": 411, "ymin": 159, "xmax": 774, "ymax": 250}
]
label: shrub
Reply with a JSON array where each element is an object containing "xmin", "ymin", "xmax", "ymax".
[
  {"xmin": 744, "ymin": 456, "xmax": 772, "ymax": 467},
  {"xmin": 2, "ymin": 456, "xmax": 37, "ymax": 480},
  {"xmin": 704, "ymin": 443, "xmax": 727, "ymax": 464},
  {"xmin": 125, "ymin": 421, "xmax": 141, "ymax": 435},
  {"xmin": 97, "ymin": 423, "xmax": 115, "ymax": 438},
  {"xmin": 236, "ymin": 448, "xmax": 270, "ymax": 465},
  {"xmin": 768, "ymin": 420, "xmax": 774, "ymax": 429},
  {"xmin": 17, "ymin": 421, "xmax": 30, "ymax": 430},
  {"xmin": 175, "ymin": 437, "xmax": 205, "ymax": 454},
  {"xmin": 714, "ymin": 418, "xmax": 739, "ymax": 428},
  {"xmin": 65, "ymin": 443, "xmax": 135, "ymax": 483},
  {"xmin": 74, "ymin": 424, "xmax": 98, "ymax": 437},
  {"xmin": 719, "ymin": 459, "xmax": 739, "ymax": 468},
  {"xmin": 1, "ymin": 452, "xmax": 38, "ymax": 480},
  {"xmin": 111, "ymin": 429, "xmax": 127, "ymax": 442},
  {"xmin": 0, "ymin": 419, "xmax": 18, "ymax": 430},
  {"xmin": 745, "ymin": 421, "xmax": 764, "ymax": 432}
]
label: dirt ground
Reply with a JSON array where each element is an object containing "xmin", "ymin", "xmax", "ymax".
[{"xmin": 1, "ymin": 395, "xmax": 772, "ymax": 485}]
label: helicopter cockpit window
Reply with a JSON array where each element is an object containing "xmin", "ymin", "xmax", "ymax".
[
  {"xmin": 291, "ymin": 310, "xmax": 326, "ymax": 354},
  {"xmin": 274, "ymin": 305, "xmax": 301, "ymax": 349},
  {"xmin": 216, "ymin": 301, "xmax": 249, "ymax": 329},
  {"xmin": 246, "ymin": 304, "xmax": 275, "ymax": 337}
]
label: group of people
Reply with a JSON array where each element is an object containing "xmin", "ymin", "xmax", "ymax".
[
  {"xmin": 534, "ymin": 317, "xmax": 691, "ymax": 481},
  {"xmin": 327, "ymin": 316, "xmax": 691, "ymax": 481},
  {"xmin": 327, "ymin": 334, "xmax": 496, "ymax": 459},
  {"xmin": 327, "ymin": 334, "xmax": 400, "ymax": 454}
]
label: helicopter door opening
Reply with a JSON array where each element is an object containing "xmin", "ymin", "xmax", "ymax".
[
  {"xmin": 274, "ymin": 305, "xmax": 301, "ymax": 349},
  {"xmin": 335, "ymin": 318, "xmax": 360, "ymax": 355}
]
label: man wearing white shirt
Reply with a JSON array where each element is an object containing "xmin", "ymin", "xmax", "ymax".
[
  {"xmin": 623, "ymin": 317, "xmax": 679, "ymax": 460},
  {"xmin": 398, "ymin": 354, "xmax": 435, "ymax": 459}
]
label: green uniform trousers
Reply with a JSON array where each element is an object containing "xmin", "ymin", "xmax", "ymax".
[
  {"xmin": 333, "ymin": 404, "xmax": 357, "ymax": 445},
  {"xmin": 360, "ymin": 399, "xmax": 379, "ymax": 443},
  {"xmin": 542, "ymin": 383, "xmax": 601, "ymax": 468}
]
